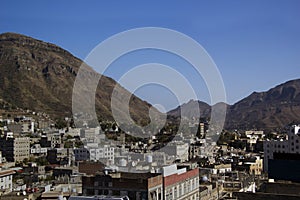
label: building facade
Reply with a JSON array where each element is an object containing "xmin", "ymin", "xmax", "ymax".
[
  {"xmin": 162, "ymin": 164, "xmax": 199, "ymax": 200},
  {"xmin": 0, "ymin": 170, "xmax": 15, "ymax": 195},
  {"xmin": 82, "ymin": 172, "xmax": 163, "ymax": 200},
  {"xmin": 0, "ymin": 137, "xmax": 30, "ymax": 162},
  {"xmin": 264, "ymin": 125, "xmax": 300, "ymax": 172}
]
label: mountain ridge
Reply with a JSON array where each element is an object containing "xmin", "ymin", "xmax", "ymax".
[
  {"xmin": 168, "ymin": 79, "xmax": 300, "ymax": 130},
  {"xmin": 0, "ymin": 32, "xmax": 158, "ymax": 124}
]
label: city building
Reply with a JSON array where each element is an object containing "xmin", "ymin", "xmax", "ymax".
[
  {"xmin": 30, "ymin": 143, "xmax": 47, "ymax": 156},
  {"xmin": 47, "ymin": 148, "xmax": 73, "ymax": 165},
  {"xmin": 162, "ymin": 164, "xmax": 199, "ymax": 200},
  {"xmin": 82, "ymin": 172, "xmax": 163, "ymax": 200},
  {"xmin": 74, "ymin": 145, "xmax": 114, "ymax": 164},
  {"xmin": 163, "ymin": 142, "xmax": 189, "ymax": 162},
  {"xmin": 264, "ymin": 125, "xmax": 300, "ymax": 173},
  {"xmin": 0, "ymin": 137, "xmax": 30, "ymax": 162},
  {"xmin": 0, "ymin": 169, "xmax": 15, "ymax": 195}
]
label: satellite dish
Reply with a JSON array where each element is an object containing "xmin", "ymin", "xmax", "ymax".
[{"xmin": 23, "ymin": 191, "xmax": 27, "ymax": 196}]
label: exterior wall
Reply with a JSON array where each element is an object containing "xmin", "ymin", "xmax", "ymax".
[
  {"xmin": 0, "ymin": 170, "xmax": 15, "ymax": 195},
  {"xmin": 249, "ymin": 158, "xmax": 263, "ymax": 175},
  {"xmin": 74, "ymin": 148, "xmax": 90, "ymax": 161},
  {"xmin": 30, "ymin": 144, "xmax": 47, "ymax": 155},
  {"xmin": 82, "ymin": 173, "xmax": 162, "ymax": 200},
  {"xmin": 163, "ymin": 168, "xmax": 199, "ymax": 200},
  {"xmin": 148, "ymin": 175, "xmax": 163, "ymax": 200},
  {"xmin": 13, "ymin": 137, "xmax": 30, "ymax": 162},
  {"xmin": 264, "ymin": 125, "xmax": 300, "ymax": 172},
  {"xmin": 0, "ymin": 137, "xmax": 30, "ymax": 162},
  {"xmin": 47, "ymin": 148, "xmax": 72, "ymax": 165},
  {"xmin": 78, "ymin": 162, "xmax": 105, "ymax": 175},
  {"xmin": 163, "ymin": 142, "xmax": 189, "ymax": 162},
  {"xmin": 74, "ymin": 146, "xmax": 115, "ymax": 163}
]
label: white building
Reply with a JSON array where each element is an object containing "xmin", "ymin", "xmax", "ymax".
[
  {"xmin": 163, "ymin": 142, "xmax": 189, "ymax": 162},
  {"xmin": 80, "ymin": 127, "xmax": 101, "ymax": 143},
  {"xmin": 246, "ymin": 130, "xmax": 265, "ymax": 145},
  {"xmin": 74, "ymin": 145, "xmax": 114, "ymax": 164},
  {"xmin": 0, "ymin": 170, "xmax": 15, "ymax": 195},
  {"xmin": 264, "ymin": 125, "xmax": 300, "ymax": 172},
  {"xmin": 30, "ymin": 144, "xmax": 47, "ymax": 155}
]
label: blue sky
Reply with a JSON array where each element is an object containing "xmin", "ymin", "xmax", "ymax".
[{"xmin": 1, "ymin": 1, "xmax": 300, "ymax": 111}]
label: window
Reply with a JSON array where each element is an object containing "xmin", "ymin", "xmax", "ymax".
[
  {"xmin": 174, "ymin": 187, "xmax": 177, "ymax": 198},
  {"xmin": 179, "ymin": 184, "xmax": 182, "ymax": 196}
]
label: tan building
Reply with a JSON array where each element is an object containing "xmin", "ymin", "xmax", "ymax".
[{"xmin": 0, "ymin": 137, "xmax": 30, "ymax": 162}]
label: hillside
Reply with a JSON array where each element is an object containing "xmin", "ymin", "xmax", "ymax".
[
  {"xmin": 167, "ymin": 79, "xmax": 300, "ymax": 131},
  {"xmin": 0, "ymin": 32, "xmax": 156, "ymax": 124},
  {"xmin": 226, "ymin": 79, "xmax": 300, "ymax": 130}
]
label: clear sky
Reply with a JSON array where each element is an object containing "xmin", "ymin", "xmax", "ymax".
[{"xmin": 1, "ymin": 1, "xmax": 300, "ymax": 111}]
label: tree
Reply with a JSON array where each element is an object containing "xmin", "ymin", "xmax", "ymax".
[{"xmin": 55, "ymin": 118, "xmax": 67, "ymax": 129}]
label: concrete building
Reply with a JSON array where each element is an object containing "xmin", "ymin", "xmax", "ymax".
[
  {"xmin": 30, "ymin": 143, "xmax": 47, "ymax": 156},
  {"xmin": 0, "ymin": 170, "xmax": 15, "ymax": 195},
  {"xmin": 0, "ymin": 137, "xmax": 30, "ymax": 162},
  {"xmin": 47, "ymin": 148, "xmax": 73, "ymax": 165},
  {"xmin": 233, "ymin": 156, "xmax": 263, "ymax": 176},
  {"xmin": 74, "ymin": 145, "xmax": 114, "ymax": 164},
  {"xmin": 80, "ymin": 127, "xmax": 101, "ymax": 143},
  {"xmin": 264, "ymin": 125, "xmax": 300, "ymax": 172},
  {"xmin": 162, "ymin": 164, "xmax": 199, "ymax": 200},
  {"xmin": 163, "ymin": 142, "xmax": 189, "ymax": 162},
  {"xmin": 74, "ymin": 148, "xmax": 90, "ymax": 161},
  {"xmin": 40, "ymin": 134, "xmax": 62, "ymax": 148},
  {"xmin": 82, "ymin": 172, "xmax": 163, "ymax": 200}
]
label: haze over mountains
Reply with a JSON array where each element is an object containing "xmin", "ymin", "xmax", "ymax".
[{"xmin": 0, "ymin": 32, "xmax": 300, "ymax": 130}]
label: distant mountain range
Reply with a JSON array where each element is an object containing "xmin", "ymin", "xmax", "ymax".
[
  {"xmin": 1, "ymin": 32, "xmax": 299, "ymax": 131},
  {"xmin": 0, "ymin": 32, "xmax": 157, "ymax": 124},
  {"xmin": 168, "ymin": 79, "xmax": 300, "ymax": 130}
]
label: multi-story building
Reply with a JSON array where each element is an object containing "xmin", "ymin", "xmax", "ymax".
[
  {"xmin": 81, "ymin": 164, "xmax": 200, "ymax": 200},
  {"xmin": 74, "ymin": 148, "xmax": 90, "ymax": 161},
  {"xmin": 80, "ymin": 127, "xmax": 101, "ymax": 143},
  {"xmin": 264, "ymin": 125, "xmax": 300, "ymax": 172},
  {"xmin": 74, "ymin": 145, "xmax": 114, "ymax": 164},
  {"xmin": 162, "ymin": 164, "xmax": 199, "ymax": 200},
  {"xmin": 40, "ymin": 131, "xmax": 63, "ymax": 148},
  {"xmin": 30, "ymin": 143, "xmax": 48, "ymax": 156},
  {"xmin": 163, "ymin": 142, "xmax": 189, "ymax": 162},
  {"xmin": 0, "ymin": 137, "xmax": 30, "ymax": 162},
  {"xmin": 0, "ymin": 169, "xmax": 15, "ymax": 195},
  {"xmin": 82, "ymin": 172, "xmax": 163, "ymax": 200},
  {"xmin": 47, "ymin": 148, "xmax": 73, "ymax": 165}
]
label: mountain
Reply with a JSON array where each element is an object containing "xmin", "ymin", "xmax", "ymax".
[
  {"xmin": 167, "ymin": 79, "xmax": 300, "ymax": 131},
  {"xmin": 167, "ymin": 99, "xmax": 211, "ymax": 119},
  {"xmin": 226, "ymin": 79, "xmax": 300, "ymax": 130},
  {"xmin": 0, "ymin": 32, "xmax": 157, "ymax": 124}
]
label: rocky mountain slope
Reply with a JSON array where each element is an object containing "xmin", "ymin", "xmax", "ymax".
[
  {"xmin": 168, "ymin": 79, "xmax": 300, "ymax": 130},
  {"xmin": 0, "ymin": 32, "xmax": 156, "ymax": 124}
]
